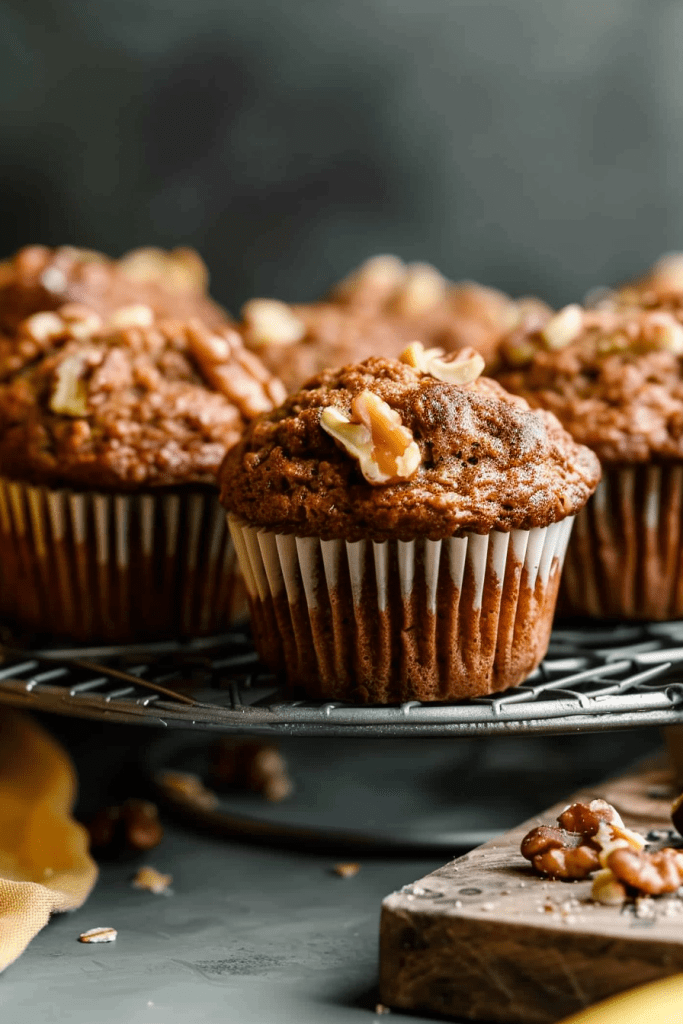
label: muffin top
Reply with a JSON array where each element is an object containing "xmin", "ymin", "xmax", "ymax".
[
  {"xmin": 497, "ymin": 303, "xmax": 683, "ymax": 465},
  {"xmin": 0, "ymin": 304, "xmax": 286, "ymax": 490},
  {"xmin": 0, "ymin": 245, "xmax": 228, "ymax": 335},
  {"xmin": 614, "ymin": 252, "xmax": 683, "ymax": 308},
  {"xmin": 240, "ymin": 256, "xmax": 550, "ymax": 391},
  {"xmin": 219, "ymin": 350, "xmax": 600, "ymax": 541}
]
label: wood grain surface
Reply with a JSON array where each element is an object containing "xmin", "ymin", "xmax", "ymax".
[{"xmin": 379, "ymin": 758, "xmax": 683, "ymax": 1023}]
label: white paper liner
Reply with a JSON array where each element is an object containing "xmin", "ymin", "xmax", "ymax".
[
  {"xmin": 561, "ymin": 464, "xmax": 683, "ymax": 620},
  {"xmin": 0, "ymin": 478, "xmax": 241, "ymax": 641},
  {"xmin": 229, "ymin": 515, "xmax": 574, "ymax": 701}
]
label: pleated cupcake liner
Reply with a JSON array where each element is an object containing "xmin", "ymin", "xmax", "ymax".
[
  {"xmin": 561, "ymin": 463, "xmax": 683, "ymax": 620},
  {"xmin": 0, "ymin": 478, "xmax": 243, "ymax": 642},
  {"xmin": 228, "ymin": 514, "xmax": 574, "ymax": 703}
]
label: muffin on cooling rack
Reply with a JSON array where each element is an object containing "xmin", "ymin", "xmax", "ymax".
[
  {"xmin": 219, "ymin": 347, "xmax": 599, "ymax": 704},
  {"xmin": 497, "ymin": 301, "xmax": 683, "ymax": 619},
  {"xmin": 0, "ymin": 244, "xmax": 228, "ymax": 334},
  {"xmin": 0, "ymin": 303, "xmax": 285, "ymax": 641},
  {"xmin": 240, "ymin": 255, "xmax": 550, "ymax": 392}
]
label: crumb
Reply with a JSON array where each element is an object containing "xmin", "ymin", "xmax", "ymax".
[
  {"xmin": 132, "ymin": 866, "xmax": 173, "ymax": 895},
  {"xmin": 480, "ymin": 902, "xmax": 496, "ymax": 911},
  {"xmin": 375, "ymin": 1004, "xmax": 390, "ymax": 1016},
  {"xmin": 209, "ymin": 738, "xmax": 294, "ymax": 802},
  {"xmin": 79, "ymin": 927, "xmax": 117, "ymax": 944},
  {"xmin": 155, "ymin": 770, "xmax": 219, "ymax": 810},
  {"xmin": 333, "ymin": 863, "xmax": 360, "ymax": 878}
]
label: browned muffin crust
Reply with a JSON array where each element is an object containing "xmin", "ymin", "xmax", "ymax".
[
  {"xmin": 497, "ymin": 306, "xmax": 683, "ymax": 464},
  {"xmin": 240, "ymin": 257, "xmax": 551, "ymax": 391},
  {"xmin": 0, "ymin": 309, "xmax": 285, "ymax": 489},
  {"xmin": 0, "ymin": 245, "xmax": 229, "ymax": 334},
  {"xmin": 219, "ymin": 356, "xmax": 600, "ymax": 541}
]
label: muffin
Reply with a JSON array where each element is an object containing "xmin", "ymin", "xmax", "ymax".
[
  {"xmin": 497, "ymin": 302, "xmax": 683, "ymax": 619},
  {"xmin": 0, "ymin": 302, "xmax": 285, "ymax": 640},
  {"xmin": 0, "ymin": 244, "xmax": 228, "ymax": 335},
  {"xmin": 240, "ymin": 255, "xmax": 550, "ymax": 391},
  {"xmin": 219, "ymin": 348, "xmax": 599, "ymax": 703}
]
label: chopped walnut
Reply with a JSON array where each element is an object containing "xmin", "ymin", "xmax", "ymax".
[
  {"xmin": 59, "ymin": 303, "xmax": 103, "ymax": 339},
  {"xmin": 400, "ymin": 342, "xmax": 485, "ymax": 384},
  {"xmin": 242, "ymin": 298, "xmax": 306, "ymax": 347},
  {"xmin": 591, "ymin": 868, "xmax": 628, "ymax": 906},
  {"xmin": 607, "ymin": 846, "xmax": 683, "ymax": 896},
  {"xmin": 132, "ymin": 865, "xmax": 173, "ymax": 895},
  {"xmin": 540, "ymin": 304, "xmax": 583, "ymax": 350},
  {"xmin": 186, "ymin": 321, "xmax": 285, "ymax": 416},
  {"xmin": 117, "ymin": 246, "xmax": 209, "ymax": 293},
  {"xmin": 331, "ymin": 254, "xmax": 407, "ymax": 306},
  {"xmin": 49, "ymin": 353, "xmax": 89, "ymax": 417},
  {"xmin": 392, "ymin": 262, "xmax": 447, "ymax": 316},
  {"xmin": 20, "ymin": 310, "xmax": 65, "ymax": 344},
  {"xmin": 209, "ymin": 738, "xmax": 294, "ymax": 803},
  {"xmin": 155, "ymin": 769, "xmax": 219, "ymax": 810},
  {"xmin": 520, "ymin": 825, "xmax": 600, "ymax": 880},
  {"xmin": 521, "ymin": 799, "xmax": 646, "ymax": 881},
  {"xmin": 333, "ymin": 862, "xmax": 360, "ymax": 878},
  {"xmin": 558, "ymin": 799, "xmax": 622, "ymax": 836},
  {"xmin": 78, "ymin": 927, "xmax": 117, "ymax": 944},
  {"xmin": 106, "ymin": 304, "xmax": 155, "ymax": 330},
  {"xmin": 320, "ymin": 390, "xmax": 421, "ymax": 485},
  {"xmin": 87, "ymin": 798, "xmax": 164, "ymax": 856}
]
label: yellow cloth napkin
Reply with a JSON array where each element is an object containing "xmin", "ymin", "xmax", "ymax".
[{"xmin": 0, "ymin": 709, "xmax": 97, "ymax": 970}]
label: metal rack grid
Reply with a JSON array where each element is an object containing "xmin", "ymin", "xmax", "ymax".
[{"xmin": 0, "ymin": 620, "xmax": 682, "ymax": 736}]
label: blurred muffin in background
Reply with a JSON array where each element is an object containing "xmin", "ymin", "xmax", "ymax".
[
  {"xmin": 240, "ymin": 255, "xmax": 551, "ymax": 392},
  {"xmin": 0, "ymin": 302, "xmax": 284, "ymax": 641},
  {"xmin": 0, "ymin": 244, "xmax": 229, "ymax": 335},
  {"xmin": 496, "ymin": 300, "xmax": 683, "ymax": 620}
]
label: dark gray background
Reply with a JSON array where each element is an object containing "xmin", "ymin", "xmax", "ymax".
[{"xmin": 0, "ymin": 0, "xmax": 677, "ymax": 312}]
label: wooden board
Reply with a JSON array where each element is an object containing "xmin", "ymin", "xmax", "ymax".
[{"xmin": 379, "ymin": 757, "xmax": 683, "ymax": 1024}]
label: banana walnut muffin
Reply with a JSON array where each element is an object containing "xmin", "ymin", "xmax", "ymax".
[
  {"xmin": 0, "ymin": 303, "xmax": 285, "ymax": 640},
  {"xmin": 220, "ymin": 348, "xmax": 599, "ymax": 703},
  {"xmin": 0, "ymin": 244, "xmax": 228, "ymax": 335},
  {"xmin": 497, "ymin": 301, "xmax": 683, "ymax": 618}
]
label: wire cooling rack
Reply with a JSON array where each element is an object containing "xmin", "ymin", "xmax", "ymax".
[{"xmin": 0, "ymin": 620, "xmax": 682, "ymax": 736}]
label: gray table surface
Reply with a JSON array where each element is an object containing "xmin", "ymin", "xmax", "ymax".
[{"xmin": 0, "ymin": 718, "xmax": 660, "ymax": 1024}]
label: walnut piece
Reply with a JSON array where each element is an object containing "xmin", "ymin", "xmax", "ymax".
[
  {"xmin": 209, "ymin": 738, "xmax": 294, "ymax": 803},
  {"xmin": 333, "ymin": 862, "xmax": 360, "ymax": 878},
  {"xmin": 520, "ymin": 824, "xmax": 600, "ymax": 880},
  {"xmin": 540, "ymin": 304, "xmax": 583, "ymax": 350},
  {"xmin": 21, "ymin": 311, "xmax": 65, "ymax": 344},
  {"xmin": 79, "ymin": 926, "xmax": 117, "ymax": 943},
  {"xmin": 392, "ymin": 262, "xmax": 447, "ymax": 315},
  {"xmin": 87, "ymin": 798, "xmax": 163, "ymax": 856},
  {"xmin": 331, "ymin": 254, "xmax": 407, "ymax": 305},
  {"xmin": 118, "ymin": 246, "xmax": 209, "ymax": 293},
  {"xmin": 50, "ymin": 353, "xmax": 89, "ymax": 417},
  {"xmin": 400, "ymin": 342, "xmax": 485, "ymax": 384},
  {"xmin": 59, "ymin": 303, "xmax": 103, "ymax": 339},
  {"xmin": 132, "ymin": 865, "xmax": 173, "ymax": 895},
  {"xmin": 607, "ymin": 847, "xmax": 683, "ymax": 896},
  {"xmin": 106, "ymin": 304, "xmax": 155, "ymax": 330},
  {"xmin": 155, "ymin": 769, "xmax": 219, "ymax": 810},
  {"xmin": 521, "ymin": 799, "xmax": 646, "ymax": 881},
  {"xmin": 242, "ymin": 298, "xmax": 306, "ymax": 347},
  {"xmin": 320, "ymin": 390, "xmax": 421, "ymax": 485},
  {"xmin": 590, "ymin": 868, "xmax": 628, "ymax": 906},
  {"xmin": 186, "ymin": 321, "xmax": 285, "ymax": 416}
]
